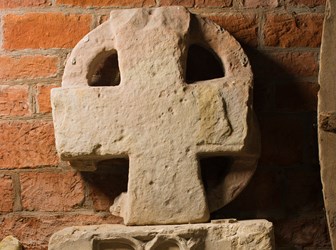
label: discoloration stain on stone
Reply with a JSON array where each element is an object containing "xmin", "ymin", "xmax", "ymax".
[
  {"xmin": 196, "ymin": 87, "xmax": 232, "ymax": 145},
  {"xmin": 320, "ymin": 112, "xmax": 336, "ymax": 133}
]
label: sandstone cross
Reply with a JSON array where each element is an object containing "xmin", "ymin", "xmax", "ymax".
[{"xmin": 51, "ymin": 7, "xmax": 260, "ymax": 225}]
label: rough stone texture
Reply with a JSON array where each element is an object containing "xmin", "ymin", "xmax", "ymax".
[
  {"xmin": 52, "ymin": 7, "xmax": 260, "ymax": 225},
  {"xmin": 0, "ymin": 175, "xmax": 14, "ymax": 212},
  {"xmin": 0, "ymin": 56, "xmax": 58, "ymax": 81},
  {"xmin": 3, "ymin": 13, "xmax": 92, "ymax": 50},
  {"xmin": 49, "ymin": 220, "xmax": 274, "ymax": 250},
  {"xmin": 0, "ymin": 121, "xmax": 58, "ymax": 169},
  {"xmin": 318, "ymin": 0, "xmax": 336, "ymax": 248},
  {"xmin": 20, "ymin": 171, "xmax": 85, "ymax": 211},
  {"xmin": 0, "ymin": 86, "xmax": 30, "ymax": 116},
  {"xmin": 0, "ymin": 236, "xmax": 22, "ymax": 250}
]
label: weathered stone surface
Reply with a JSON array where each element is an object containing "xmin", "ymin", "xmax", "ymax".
[
  {"xmin": 48, "ymin": 220, "xmax": 274, "ymax": 250},
  {"xmin": 318, "ymin": 0, "xmax": 336, "ymax": 248},
  {"xmin": 51, "ymin": 7, "xmax": 260, "ymax": 225},
  {"xmin": 0, "ymin": 236, "xmax": 22, "ymax": 250}
]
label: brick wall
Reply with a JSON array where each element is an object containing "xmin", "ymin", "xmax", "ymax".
[{"xmin": 0, "ymin": 0, "xmax": 329, "ymax": 249}]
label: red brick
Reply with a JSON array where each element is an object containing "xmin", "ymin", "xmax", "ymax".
[
  {"xmin": 258, "ymin": 114, "xmax": 304, "ymax": 166},
  {"xmin": 264, "ymin": 13, "xmax": 323, "ymax": 48},
  {"xmin": 0, "ymin": 56, "xmax": 58, "ymax": 81},
  {"xmin": 0, "ymin": 0, "xmax": 49, "ymax": 9},
  {"xmin": 244, "ymin": 0, "xmax": 278, "ymax": 8},
  {"xmin": 285, "ymin": 0, "xmax": 326, "ymax": 7},
  {"xmin": 0, "ymin": 121, "xmax": 58, "ymax": 169},
  {"xmin": 195, "ymin": 0, "xmax": 232, "ymax": 7},
  {"xmin": 0, "ymin": 214, "xmax": 122, "ymax": 250},
  {"xmin": 275, "ymin": 82, "xmax": 319, "ymax": 112},
  {"xmin": 3, "ymin": 13, "xmax": 92, "ymax": 50},
  {"xmin": 37, "ymin": 85, "xmax": 58, "ymax": 114},
  {"xmin": 57, "ymin": 0, "xmax": 155, "ymax": 7},
  {"xmin": 207, "ymin": 14, "xmax": 258, "ymax": 47},
  {"xmin": 0, "ymin": 85, "xmax": 30, "ymax": 116},
  {"xmin": 0, "ymin": 175, "xmax": 14, "ymax": 212},
  {"xmin": 159, "ymin": 0, "xmax": 194, "ymax": 7},
  {"xmin": 267, "ymin": 52, "xmax": 318, "ymax": 77},
  {"xmin": 20, "ymin": 171, "xmax": 85, "ymax": 211}
]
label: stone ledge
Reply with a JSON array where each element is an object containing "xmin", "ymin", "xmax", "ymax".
[{"xmin": 48, "ymin": 219, "xmax": 274, "ymax": 250}]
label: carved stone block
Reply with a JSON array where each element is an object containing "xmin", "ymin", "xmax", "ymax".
[{"xmin": 48, "ymin": 220, "xmax": 274, "ymax": 250}]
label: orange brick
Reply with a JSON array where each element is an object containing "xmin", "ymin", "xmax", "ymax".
[
  {"xmin": 3, "ymin": 13, "xmax": 92, "ymax": 50},
  {"xmin": 20, "ymin": 171, "xmax": 85, "ymax": 211},
  {"xmin": 285, "ymin": 0, "xmax": 326, "ymax": 7},
  {"xmin": 57, "ymin": 0, "xmax": 155, "ymax": 7},
  {"xmin": 195, "ymin": 0, "xmax": 232, "ymax": 7},
  {"xmin": 275, "ymin": 82, "xmax": 319, "ymax": 112},
  {"xmin": 0, "ymin": 175, "xmax": 14, "ymax": 212},
  {"xmin": 159, "ymin": 0, "xmax": 194, "ymax": 7},
  {"xmin": 264, "ymin": 13, "xmax": 324, "ymax": 48},
  {"xmin": 207, "ymin": 14, "xmax": 258, "ymax": 47},
  {"xmin": 0, "ymin": 85, "xmax": 30, "ymax": 116},
  {"xmin": 0, "ymin": 214, "xmax": 122, "ymax": 250},
  {"xmin": 37, "ymin": 85, "xmax": 58, "ymax": 114},
  {"xmin": 0, "ymin": 121, "xmax": 58, "ymax": 169},
  {"xmin": 0, "ymin": 0, "xmax": 49, "ymax": 9},
  {"xmin": 244, "ymin": 0, "xmax": 278, "ymax": 8},
  {"xmin": 0, "ymin": 56, "xmax": 58, "ymax": 81}
]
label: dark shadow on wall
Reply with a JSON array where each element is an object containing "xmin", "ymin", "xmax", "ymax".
[
  {"xmin": 211, "ymin": 45, "xmax": 330, "ymax": 249},
  {"xmin": 81, "ymin": 159, "xmax": 129, "ymax": 212}
]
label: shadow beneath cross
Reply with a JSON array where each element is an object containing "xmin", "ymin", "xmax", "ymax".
[{"xmin": 81, "ymin": 159, "xmax": 129, "ymax": 212}]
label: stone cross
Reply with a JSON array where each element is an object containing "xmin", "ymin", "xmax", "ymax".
[{"xmin": 51, "ymin": 7, "xmax": 260, "ymax": 225}]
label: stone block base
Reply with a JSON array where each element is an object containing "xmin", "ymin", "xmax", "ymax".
[{"xmin": 48, "ymin": 219, "xmax": 274, "ymax": 250}]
